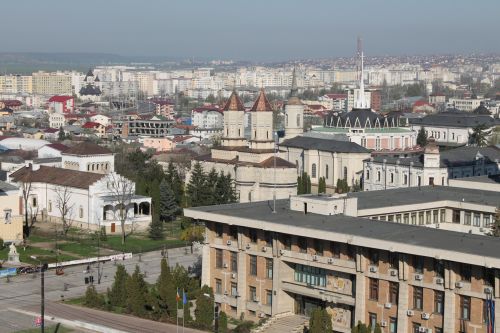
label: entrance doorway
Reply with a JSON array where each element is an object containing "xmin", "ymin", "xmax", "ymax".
[
  {"xmin": 111, "ymin": 223, "xmax": 116, "ymax": 233},
  {"xmin": 294, "ymin": 295, "xmax": 324, "ymax": 316}
]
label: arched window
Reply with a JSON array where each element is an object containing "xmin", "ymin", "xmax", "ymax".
[
  {"xmin": 48, "ymin": 200, "xmax": 52, "ymax": 213},
  {"xmin": 311, "ymin": 163, "xmax": 317, "ymax": 178},
  {"xmin": 390, "ymin": 173, "xmax": 394, "ymax": 183},
  {"xmin": 238, "ymin": 129, "xmax": 241, "ymax": 136},
  {"xmin": 403, "ymin": 174, "xmax": 408, "ymax": 185},
  {"xmin": 296, "ymin": 114, "xmax": 301, "ymax": 127},
  {"xmin": 79, "ymin": 206, "xmax": 84, "ymax": 218},
  {"xmin": 366, "ymin": 170, "xmax": 370, "ymax": 180},
  {"xmin": 325, "ymin": 165, "xmax": 329, "ymax": 179},
  {"xmin": 248, "ymin": 192, "xmax": 252, "ymax": 202},
  {"xmin": 286, "ymin": 114, "xmax": 289, "ymax": 126},
  {"xmin": 377, "ymin": 171, "xmax": 381, "ymax": 181},
  {"xmin": 343, "ymin": 167, "xmax": 348, "ymax": 180},
  {"xmin": 254, "ymin": 130, "xmax": 257, "ymax": 139}
]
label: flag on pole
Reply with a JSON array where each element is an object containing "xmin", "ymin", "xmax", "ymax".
[
  {"xmin": 183, "ymin": 290, "xmax": 187, "ymax": 305},
  {"xmin": 176, "ymin": 288, "xmax": 181, "ymax": 303}
]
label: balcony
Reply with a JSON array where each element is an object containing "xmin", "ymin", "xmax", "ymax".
[
  {"xmin": 281, "ymin": 280, "xmax": 355, "ymax": 306},
  {"xmin": 279, "ymin": 250, "xmax": 356, "ymax": 273},
  {"xmin": 214, "ymin": 293, "xmax": 237, "ymax": 307}
]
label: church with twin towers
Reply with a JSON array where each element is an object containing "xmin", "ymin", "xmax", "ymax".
[{"xmin": 196, "ymin": 70, "xmax": 304, "ymax": 203}]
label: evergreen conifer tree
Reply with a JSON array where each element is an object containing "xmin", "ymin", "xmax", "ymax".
[
  {"xmin": 156, "ymin": 258, "xmax": 177, "ymax": 318},
  {"xmin": 58, "ymin": 126, "xmax": 65, "ymax": 141},
  {"xmin": 417, "ymin": 127, "xmax": 428, "ymax": 147},
  {"xmin": 309, "ymin": 308, "xmax": 332, "ymax": 333},
  {"xmin": 159, "ymin": 179, "xmax": 179, "ymax": 221},
  {"xmin": 318, "ymin": 177, "xmax": 326, "ymax": 193},
  {"xmin": 186, "ymin": 162, "xmax": 209, "ymax": 207},
  {"xmin": 219, "ymin": 311, "xmax": 228, "ymax": 333},
  {"xmin": 165, "ymin": 161, "xmax": 184, "ymax": 205},
  {"xmin": 194, "ymin": 285, "xmax": 214, "ymax": 329},
  {"xmin": 206, "ymin": 168, "xmax": 219, "ymax": 205},
  {"xmin": 84, "ymin": 284, "xmax": 105, "ymax": 309},
  {"xmin": 126, "ymin": 265, "xmax": 149, "ymax": 317},
  {"xmin": 297, "ymin": 174, "xmax": 304, "ymax": 194},
  {"xmin": 148, "ymin": 216, "xmax": 164, "ymax": 240},
  {"xmin": 107, "ymin": 264, "xmax": 128, "ymax": 308}
]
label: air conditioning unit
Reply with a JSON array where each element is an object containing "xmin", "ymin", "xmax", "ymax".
[
  {"xmin": 390, "ymin": 269, "xmax": 398, "ymax": 276},
  {"xmin": 384, "ymin": 302, "xmax": 392, "ymax": 309},
  {"xmin": 421, "ymin": 312, "xmax": 430, "ymax": 320},
  {"xmin": 312, "ymin": 255, "xmax": 318, "ymax": 261},
  {"xmin": 231, "ymin": 273, "xmax": 237, "ymax": 279},
  {"xmin": 223, "ymin": 263, "xmax": 228, "ymax": 268},
  {"xmin": 484, "ymin": 287, "xmax": 494, "ymax": 294},
  {"xmin": 369, "ymin": 266, "xmax": 378, "ymax": 273},
  {"xmin": 415, "ymin": 274, "xmax": 423, "ymax": 281},
  {"xmin": 279, "ymin": 249, "xmax": 286, "ymax": 255},
  {"xmin": 455, "ymin": 281, "xmax": 464, "ymax": 288},
  {"xmin": 435, "ymin": 277, "xmax": 444, "ymax": 284},
  {"xmin": 418, "ymin": 327, "xmax": 427, "ymax": 333},
  {"xmin": 246, "ymin": 244, "xmax": 251, "ymax": 250},
  {"xmin": 262, "ymin": 246, "xmax": 267, "ymax": 252},
  {"xmin": 380, "ymin": 320, "xmax": 387, "ymax": 327},
  {"xmin": 226, "ymin": 240, "xmax": 232, "ymax": 246},
  {"xmin": 407, "ymin": 310, "xmax": 414, "ymax": 316},
  {"xmin": 327, "ymin": 258, "xmax": 334, "ymax": 264},
  {"xmin": 253, "ymin": 297, "xmax": 260, "ymax": 303}
]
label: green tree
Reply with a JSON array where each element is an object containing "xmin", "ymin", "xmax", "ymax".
[
  {"xmin": 126, "ymin": 265, "xmax": 149, "ymax": 317},
  {"xmin": 58, "ymin": 126, "xmax": 65, "ymax": 141},
  {"xmin": 215, "ymin": 172, "xmax": 237, "ymax": 204},
  {"xmin": 84, "ymin": 285, "xmax": 105, "ymax": 309},
  {"xmin": 194, "ymin": 285, "xmax": 214, "ymax": 329},
  {"xmin": 205, "ymin": 94, "xmax": 216, "ymax": 103},
  {"xmin": 219, "ymin": 311, "xmax": 228, "ymax": 333},
  {"xmin": 469, "ymin": 124, "xmax": 489, "ymax": 147},
  {"xmin": 156, "ymin": 258, "xmax": 177, "ymax": 318},
  {"xmin": 205, "ymin": 168, "xmax": 219, "ymax": 205},
  {"xmin": 297, "ymin": 173, "xmax": 304, "ymax": 194},
  {"xmin": 492, "ymin": 208, "xmax": 500, "ymax": 237},
  {"xmin": 165, "ymin": 162, "xmax": 184, "ymax": 206},
  {"xmin": 373, "ymin": 323, "xmax": 382, "ymax": 333},
  {"xmin": 336, "ymin": 179, "xmax": 349, "ymax": 194},
  {"xmin": 107, "ymin": 264, "xmax": 128, "ymax": 308},
  {"xmin": 148, "ymin": 216, "xmax": 164, "ymax": 240},
  {"xmin": 309, "ymin": 308, "xmax": 332, "ymax": 333},
  {"xmin": 186, "ymin": 162, "xmax": 210, "ymax": 207},
  {"xmin": 352, "ymin": 321, "xmax": 370, "ymax": 333},
  {"xmin": 159, "ymin": 179, "xmax": 179, "ymax": 221},
  {"xmin": 318, "ymin": 177, "xmax": 326, "ymax": 194},
  {"xmin": 297, "ymin": 172, "xmax": 312, "ymax": 195},
  {"xmin": 417, "ymin": 127, "xmax": 428, "ymax": 147}
]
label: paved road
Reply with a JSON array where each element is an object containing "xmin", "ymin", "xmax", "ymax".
[{"xmin": 0, "ymin": 247, "xmax": 200, "ymax": 333}]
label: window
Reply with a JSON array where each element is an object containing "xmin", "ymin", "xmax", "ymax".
[
  {"xmin": 249, "ymin": 229, "xmax": 258, "ymax": 243},
  {"xmin": 347, "ymin": 245, "xmax": 356, "ymax": 261},
  {"xmin": 369, "ymin": 278, "xmax": 379, "ymax": 301},
  {"xmin": 294, "ymin": 264, "xmax": 326, "ymax": 287},
  {"xmin": 79, "ymin": 206, "xmax": 84, "ymax": 218},
  {"xmin": 411, "ymin": 213, "xmax": 416, "ymax": 225},
  {"xmin": 460, "ymin": 263, "xmax": 471, "ymax": 282},
  {"xmin": 389, "ymin": 317, "xmax": 397, "ymax": 333},
  {"xmin": 433, "ymin": 210, "xmax": 439, "ymax": 223},
  {"xmin": 413, "ymin": 287, "xmax": 423, "ymax": 310},
  {"xmin": 283, "ymin": 235, "xmax": 291, "ymax": 250},
  {"xmin": 417, "ymin": 176, "xmax": 421, "ymax": 186},
  {"xmin": 419, "ymin": 212, "xmax": 424, "ymax": 225},
  {"xmin": 377, "ymin": 171, "xmax": 381, "ymax": 181},
  {"xmin": 464, "ymin": 211, "xmax": 471, "ymax": 225},
  {"xmin": 366, "ymin": 170, "xmax": 370, "ymax": 180},
  {"xmin": 369, "ymin": 249, "xmax": 379, "ymax": 266},
  {"xmin": 216, "ymin": 249, "xmax": 223, "ymax": 268},
  {"xmin": 484, "ymin": 214, "xmax": 491, "ymax": 227},
  {"xmin": 484, "ymin": 267, "xmax": 495, "ymax": 286},
  {"xmin": 250, "ymin": 255, "xmax": 257, "ymax": 276},
  {"xmin": 249, "ymin": 286, "xmax": 257, "ymax": 302},
  {"xmin": 266, "ymin": 258, "xmax": 273, "ymax": 279},
  {"xmin": 414, "ymin": 256, "xmax": 424, "ymax": 274},
  {"xmin": 389, "ymin": 252, "xmax": 399, "ymax": 269},
  {"xmin": 229, "ymin": 225, "xmax": 238, "ymax": 240},
  {"xmin": 396, "ymin": 214, "xmax": 401, "ymax": 223},
  {"xmin": 390, "ymin": 172, "xmax": 394, "ymax": 183},
  {"xmin": 369, "ymin": 313, "xmax": 377, "ymax": 329},
  {"xmin": 4, "ymin": 209, "xmax": 12, "ymax": 224},
  {"xmin": 266, "ymin": 290, "xmax": 272, "ymax": 305},
  {"xmin": 434, "ymin": 291, "xmax": 444, "ymax": 315},
  {"xmin": 403, "ymin": 213, "xmax": 409, "ymax": 224},
  {"xmin": 230, "ymin": 282, "xmax": 238, "ymax": 296},
  {"xmin": 231, "ymin": 252, "xmax": 238, "ymax": 272},
  {"xmin": 325, "ymin": 165, "xmax": 329, "ymax": 179},
  {"xmin": 311, "ymin": 163, "xmax": 317, "ymax": 178},
  {"xmin": 460, "ymin": 296, "xmax": 471, "ymax": 320},
  {"xmin": 452, "ymin": 209, "xmax": 461, "ymax": 223},
  {"xmin": 265, "ymin": 232, "xmax": 272, "ymax": 247},
  {"xmin": 389, "ymin": 282, "xmax": 399, "ymax": 305},
  {"xmin": 330, "ymin": 242, "xmax": 340, "ymax": 259},
  {"xmin": 429, "ymin": 177, "xmax": 434, "ymax": 186},
  {"xmin": 434, "ymin": 328, "xmax": 443, "ymax": 333},
  {"xmin": 343, "ymin": 167, "xmax": 348, "ymax": 180},
  {"xmin": 48, "ymin": 200, "xmax": 52, "ymax": 213},
  {"xmin": 473, "ymin": 213, "xmax": 480, "ymax": 227},
  {"xmin": 434, "ymin": 259, "xmax": 444, "ymax": 278},
  {"xmin": 215, "ymin": 279, "xmax": 222, "ymax": 294},
  {"xmin": 412, "ymin": 322, "xmax": 421, "ymax": 333},
  {"xmin": 298, "ymin": 237, "xmax": 307, "ymax": 253},
  {"xmin": 440, "ymin": 209, "xmax": 445, "ymax": 222},
  {"xmin": 403, "ymin": 174, "xmax": 408, "ymax": 185},
  {"xmin": 426, "ymin": 211, "xmax": 431, "ymax": 224},
  {"xmin": 314, "ymin": 240, "xmax": 323, "ymax": 256},
  {"xmin": 215, "ymin": 223, "xmax": 223, "ymax": 237},
  {"xmin": 32, "ymin": 196, "xmax": 37, "ymax": 207}
]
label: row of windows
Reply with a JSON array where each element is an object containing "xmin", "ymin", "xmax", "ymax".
[
  {"xmin": 294, "ymin": 264, "xmax": 327, "ymax": 287},
  {"xmin": 310, "ymin": 164, "xmax": 347, "ymax": 180},
  {"xmin": 371, "ymin": 209, "xmax": 445, "ymax": 226}
]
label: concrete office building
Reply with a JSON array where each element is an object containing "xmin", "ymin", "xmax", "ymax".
[{"xmin": 185, "ymin": 184, "xmax": 500, "ymax": 333}]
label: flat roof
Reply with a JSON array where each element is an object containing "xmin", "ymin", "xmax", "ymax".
[
  {"xmin": 452, "ymin": 175, "xmax": 500, "ymax": 184},
  {"xmin": 347, "ymin": 185, "xmax": 500, "ymax": 210},
  {"xmin": 185, "ymin": 199, "xmax": 500, "ymax": 266}
]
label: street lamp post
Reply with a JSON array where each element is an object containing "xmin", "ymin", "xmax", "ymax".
[{"xmin": 31, "ymin": 255, "xmax": 45, "ymax": 333}]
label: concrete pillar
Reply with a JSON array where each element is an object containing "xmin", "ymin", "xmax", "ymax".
[
  {"xmin": 443, "ymin": 290, "xmax": 456, "ymax": 332},
  {"xmin": 237, "ymin": 251, "xmax": 247, "ymax": 316},
  {"xmin": 396, "ymin": 282, "xmax": 409, "ymax": 332},
  {"xmin": 354, "ymin": 273, "xmax": 366, "ymax": 324},
  {"xmin": 201, "ymin": 244, "xmax": 211, "ymax": 287}
]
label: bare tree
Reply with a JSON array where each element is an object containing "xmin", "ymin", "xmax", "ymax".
[
  {"xmin": 106, "ymin": 173, "xmax": 135, "ymax": 245},
  {"xmin": 54, "ymin": 185, "xmax": 75, "ymax": 236},
  {"xmin": 19, "ymin": 171, "xmax": 33, "ymax": 237}
]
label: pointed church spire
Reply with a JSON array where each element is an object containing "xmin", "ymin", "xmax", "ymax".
[
  {"xmin": 354, "ymin": 46, "xmax": 370, "ymax": 109},
  {"xmin": 222, "ymin": 90, "xmax": 245, "ymax": 111},
  {"xmin": 250, "ymin": 88, "xmax": 273, "ymax": 112}
]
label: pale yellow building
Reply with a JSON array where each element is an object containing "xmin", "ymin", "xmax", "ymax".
[
  {"xmin": 0, "ymin": 75, "xmax": 33, "ymax": 94},
  {"xmin": 0, "ymin": 181, "xmax": 23, "ymax": 244},
  {"xmin": 32, "ymin": 71, "xmax": 73, "ymax": 95}
]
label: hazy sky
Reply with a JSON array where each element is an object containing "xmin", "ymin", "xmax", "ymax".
[{"xmin": 1, "ymin": 0, "xmax": 499, "ymax": 61}]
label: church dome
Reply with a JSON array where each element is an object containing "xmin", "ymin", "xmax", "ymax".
[{"xmin": 222, "ymin": 90, "xmax": 245, "ymax": 111}]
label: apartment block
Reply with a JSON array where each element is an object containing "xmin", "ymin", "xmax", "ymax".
[
  {"xmin": 185, "ymin": 186, "xmax": 500, "ymax": 333},
  {"xmin": 32, "ymin": 71, "xmax": 73, "ymax": 95}
]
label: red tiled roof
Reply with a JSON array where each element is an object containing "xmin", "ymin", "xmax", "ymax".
[
  {"xmin": 82, "ymin": 121, "xmax": 101, "ymax": 129},
  {"xmin": 43, "ymin": 128, "xmax": 59, "ymax": 133},
  {"xmin": 48, "ymin": 95, "xmax": 73, "ymax": 103},
  {"xmin": 0, "ymin": 100, "xmax": 22, "ymax": 107},
  {"xmin": 413, "ymin": 100, "xmax": 431, "ymax": 107},
  {"xmin": 324, "ymin": 94, "xmax": 347, "ymax": 100},
  {"xmin": 10, "ymin": 165, "xmax": 104, "ymax": 189},
  {"xmin": 45, "ymin": 143, "xmax": 69, "ymax": 151},
  {"xmin": 63, "ymin": 142, "xmax": 112, "ymax": 155},
  {"xmin": 222, "ymin": 91, "xmax": 245, "ymax": 112},
  {"xmin": 172, "ymin": 135, "xmax": 194, "ymax": 143},
  {"xmin": 250, "ymin": 89, "xmax": 273, "ymax": 112}
]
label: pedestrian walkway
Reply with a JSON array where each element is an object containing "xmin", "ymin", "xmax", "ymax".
[{"xmin": 256, "ymin": 313, "xmax": 309, "ymax": 333}]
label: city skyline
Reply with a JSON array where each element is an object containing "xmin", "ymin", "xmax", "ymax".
[{"xmin": 1, "ymin": 0, "xmax": 499, "ymax": 61}]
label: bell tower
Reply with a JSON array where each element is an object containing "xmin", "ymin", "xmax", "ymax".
[
  {"xmin": 221, "ymin": 90, "xmax": 246, "ymax": 147},
  {"xmin": 284, "ymin": 67, "xmax": 304, "ymax": 140}
]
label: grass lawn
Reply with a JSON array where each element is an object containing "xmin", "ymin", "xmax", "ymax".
[
  {"xmin": 101, "ymin": 236, "xmax": 186, "ymax": 253},
  {"xmin": 57, "ymin": 242, "xmax": 98, "ymax": 258},
  {"xmin": 14, "ymin": 325, "xmax": 73, "ymax": 333},
  {"xmin": 0, "ymin": 247, "xmax": 77, "ymax": 265}
]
